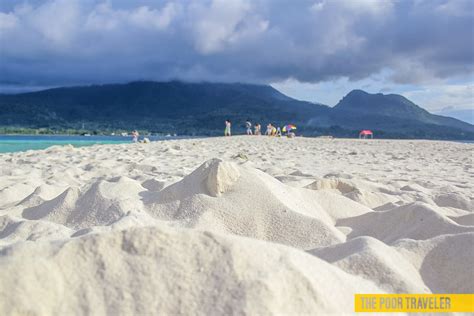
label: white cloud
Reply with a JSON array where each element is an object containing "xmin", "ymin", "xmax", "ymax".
[
  {"xmin": 27, "ymin": 0, "xmax": 82, "ymax": 46},
  {"xmin": 271, "ymin": 70, "xmax": 393, "ymax": 106},
  {"xmin": 0, "ymin": 0, "xmax": 472, "ymax": 114},
  {"xmin": 435, "ymin": 0, "xmax": 474, "ymax": 17},
  {"xmin": 85, "ymin": 2, "xmax": 180, "ymax": 31},
  {"xmin": 85, "ymin": 3, "xmax": 121, "ymax": 31},
  {"xmin": 389, "ymin": 60, "xmax": 442, "ymax": 85},
  {"xmin": 128, "ymin": 3, "xmax": 180, "ymax": 30},
  {"xmin": 189, "ymin": 0, "xmax": 268, "ymax": 54},
  {"xmin": 311, "ymin": 0, "xmax": 393, "ymax": 16},
  {"xmin": 404, "ymin": 83, "xmax": 474, "ymax": 112},
  {"xmin": 308, "ymin": 0, "xmax": 394, "ymax": 54},
  {"xmin": 0, "ymin": 12, "xmax": 18, "ymax": 30},
  {"xmin": 272, "ymin": 71, "xmax": 474, "ymax": 114},
  {"xmin": 310, "ymin": 1, "xmax": 325, "ymax": 12}
]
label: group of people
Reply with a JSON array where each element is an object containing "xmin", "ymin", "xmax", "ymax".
[
  {"xmin": 225, "ymin": 120, "xmax": 295, "ymax": 138},
  {"xmin": 131, "ymin": 130, "xmax": 150, "ymax": 143},
  {"xmin": 246, "ymin": 121, "xmax": 262, "ymax": 135},
  {"xmin": 131, "ymin": 120, "xmax": 294, "ymax": 141}
]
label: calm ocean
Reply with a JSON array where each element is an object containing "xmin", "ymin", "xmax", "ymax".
[{"xmin": 0, "ymin": 135, "xmax": 180, "ymax": 153}]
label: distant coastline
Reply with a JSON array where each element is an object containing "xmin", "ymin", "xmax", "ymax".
[
  {"xmin": 2, "ymin": 131, "xmax": 473, "ymax": 140},
  {"xmin": 1, "ymin": 126, "xmax": 473, "ymax": 141}
]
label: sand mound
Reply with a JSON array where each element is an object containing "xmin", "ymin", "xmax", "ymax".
[
  {"xmin": 16, "ymin": 184, "xmax": 66, "ymax": 208},
  {"xmin": 400, "ymin": 183, "xmax": 430, "ymax": 193},
  {"xmin": 23, "ymin": 177, "xmax": 146, "ymax": 229},
  {"xmin": 0, "ymin": 225, "xmax": 383, "ymax": 315},
  {"xmin": 141, "ymin": 178, "xmax": 166, "ymax": 191},
  {"xmin": 0, "ymin": 215, "xmax": 72, "ymax": 245},
  {"xmin": 16, "ymin": 187, "xmax": 47, "ymax": 208},
  {"xmin": 274, "ymin": 175, "xmax": 315, "ymax": 188},
  {"xmin": 0, "ymin": 183, "xmax": 36, "ymax": 208},
  {"xmin": 449, "ymin": 213, "xmax": 474, "ymax": 226},
  {"xmin": 343, "ymin": 189, "xmax": 400, "ymax": 209},
  {"xmin": 433, "ymin": 192, "xmax": 473, "ymax": 211},
  {"xmin": 310, "ymin": 236, "xmax": 430, "ymax": 293},
  {"xmin": 305, "ymin": 178, "xmax": 356, "ymax": 193},
  {"xmin": 310, "ymin": 190, "xmax": 373, "ymax": 221},
  {"xmin": 22, "ymin": 187, "xmax": 81, "ymax": 223},
  {"xmin": 156, "ymin": 159, "xmax": 241, "ymax": 200},
  {"xmin": 305, "ymin": 178, "xmax": 401, "ymax": 209},
  {"xmin": 393, "ymin": 232, "xmax": 474, "ymax": 293},
  {"xmin": 44, "ymin": 144, "xmax": 75, "ymax": 153},
  {"xmin": 338, "ymin": 202, "xmax": 474, "ymax": 243},
  {"xmin": 146, "ymin": 159, "xmax": 345, "ymax": 249}
]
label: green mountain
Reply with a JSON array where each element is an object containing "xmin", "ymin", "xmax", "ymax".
[
  {"xmin": 0, "ymin": 82, "xmax": 472, "ymax": 139},
  {"xmin": 333, "ymin": 90, "xmax": 471, "ymax": 130},
  {"xmin": 324, "ymin": 89, "xmax": 474, "ymax": 139},
  {"xmin": 0, "ymin": 81, "xmax": 328, "ymax": 135}
]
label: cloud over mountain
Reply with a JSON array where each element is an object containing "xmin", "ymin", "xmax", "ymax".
[{"xmin": 0, "ymin": 0, "xmax": 473, "ymax": 87}]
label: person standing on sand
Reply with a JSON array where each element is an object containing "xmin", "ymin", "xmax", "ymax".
[
  {"xmin": 132, "ymin": 130, "xmax": 139, "ymax": 142},
  {"xmin": 266, "ymin": 123, "xmax": 272, "ymax": 136},
  {"xmin": 246, "ymin": 120, "xmax": 253, "ymax": 135},
  {"xmin": 254, "ymin": 123, "xmax": 261, "ymax": 135},
  {"xmin": 225, "ymin": 120, "xmax": 232, "ymax": 136}
]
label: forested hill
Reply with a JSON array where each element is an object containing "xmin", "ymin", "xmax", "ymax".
[{"xmin": 0, "ymin": 81, "xmax": 472, "ymax": 139}]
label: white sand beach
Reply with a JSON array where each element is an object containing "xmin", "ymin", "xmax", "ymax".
[{"xmin": 0, "ymin": 136, "xmax": 472, "ymax": 314}]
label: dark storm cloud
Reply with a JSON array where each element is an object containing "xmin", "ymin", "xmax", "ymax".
[{"xmin": 0, "ymin": 0, "xmax": 473, "ymax": 88}]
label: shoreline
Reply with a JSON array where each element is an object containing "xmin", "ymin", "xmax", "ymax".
[{"xmin": 1, "ymin": 129, "xmax": 473, "ymax": 141}]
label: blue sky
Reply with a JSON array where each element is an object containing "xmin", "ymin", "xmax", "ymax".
[{"xmin": 0, "ymin": 0, "xmax": 473, "ymax": 117}]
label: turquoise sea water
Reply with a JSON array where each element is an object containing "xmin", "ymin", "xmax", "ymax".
[{"xmin": 0, "ymin": 135, "xmax": 178, "ymax": 153}]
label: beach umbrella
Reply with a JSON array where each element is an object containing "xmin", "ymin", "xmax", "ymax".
[{"xmin": 282, "ymin": 124, "xmax": 297, "ymax": 132}]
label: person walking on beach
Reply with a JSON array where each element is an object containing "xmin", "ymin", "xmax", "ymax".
[
  {"xmin": 266, "ymin": 123, "xmax": 273, "ymax": 136},
  {"xmin": 225, "ymin": 120, "xmax": 232, "ymax": 136},
  {"xmin": 276, "ymin": 127, "xmax": 282, "ymax": 137},
  {"xmin": 246, "ymin": 120, "xmax": 253, "ymax": 135},
  {"xmin": 254, "ymin": 123, "xmax": 261, "ymax": 135},
  {"xmin": 131, "ymin": 130, "xmax": 139, "ymax": 142}
]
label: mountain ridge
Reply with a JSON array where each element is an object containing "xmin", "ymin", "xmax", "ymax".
[
  {"xmin": 0, "ymin": 81, "xmax": 472, "ymax": 139},
  {"xmin": 332, "ymin": 89, "xmax": 473, "ymax": 131}
]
